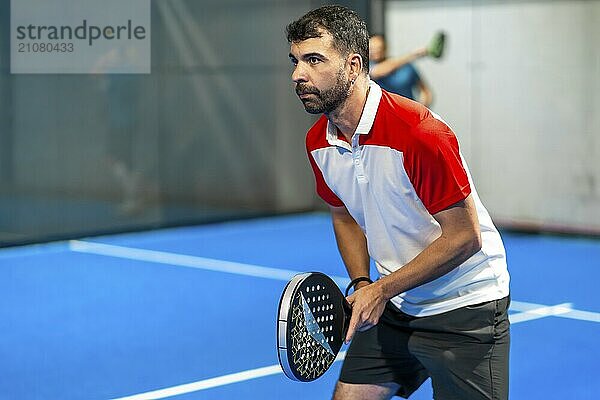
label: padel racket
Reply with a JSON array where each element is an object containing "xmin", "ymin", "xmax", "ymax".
[
  {"xmin": 427, "ymin": 31, "xmax": 446, "ymax": 59},
  {"xmin": 277, "ymin": 272, "xmax": 351, "ymax": 381},
  {"xmin": 277, "ymin": 273, "xmax": 372, "ymax": 381}
]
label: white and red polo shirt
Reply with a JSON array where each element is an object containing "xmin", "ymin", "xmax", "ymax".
[{"xmin": 306, "ymin": 81, "xmax": 509, "ymax": 316}]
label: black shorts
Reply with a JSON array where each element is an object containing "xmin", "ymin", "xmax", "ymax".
[{"xmin": 339, "ymin": 296, "xmax": 510, "ymax": 399}]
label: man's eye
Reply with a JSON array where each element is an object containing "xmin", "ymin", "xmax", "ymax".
[
  {"xmin": 290, "ymin": 59, "xmax": 298, "ymax": 66},
  {"xmin": 308, "ymin": 57, "xmax": 320, "ymax": 65}
]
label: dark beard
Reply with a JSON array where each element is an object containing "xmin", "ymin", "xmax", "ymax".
[{"xmin": 295, "ymin": 69, "xmax": 351, "ymax": 114}]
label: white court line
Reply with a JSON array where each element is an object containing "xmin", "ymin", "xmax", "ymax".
[
  {"xmin": 111, "ymin": 352, "xmax": 348, "ymax": 400},
  {"xmin": 508, "ymin": 303, "xmax": 572, "ymax": 324},
  {"xmin": 109, "ymin": 364, "xmax": 283, "ymax": 400},
  {"xmin": 511, "ymin": 300, "xmax": 600, "ymax": 323},
  {"xmin": 559, "ymin": 309, "xmax": 600, "ymax": 323},
  {"xmin": 69, "ymin": 240, "xmax": 353, "ymax": 287}
]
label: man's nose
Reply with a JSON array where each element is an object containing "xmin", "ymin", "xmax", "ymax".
[{"xmin": 291, "ymin": 64, "xmax": 307, "ymax": 84}]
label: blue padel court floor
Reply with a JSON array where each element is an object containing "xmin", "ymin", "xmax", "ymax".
[{"xmin": 1, "ymin": 213, "xmax": 599, "ymax": 399}]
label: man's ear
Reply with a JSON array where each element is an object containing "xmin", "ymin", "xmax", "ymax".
[{"xmin": 348, "ymin": 53, "xmax": 364, "ymax": 80}]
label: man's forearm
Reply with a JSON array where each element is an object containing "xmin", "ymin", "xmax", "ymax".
[
  {"xmin": 369, "ymin": 47, "xmax": 428, "ymax": 80},
  {"xmin": 342, "ymin": 223, "xmax": 481, "ymax": 344},
  {"xmin": 378, "ymin": 228, "xmax": 481, "ymax": 301}
]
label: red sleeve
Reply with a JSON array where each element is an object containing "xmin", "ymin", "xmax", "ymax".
[
  {"xmin": 307, "ymin": 151, "xmax": 344, "ymax": 207},
  {"xmin": 404, "ymin": 117, "xmax": 471, "ymax": 215}
]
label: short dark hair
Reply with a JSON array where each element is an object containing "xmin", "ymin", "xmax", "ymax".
[{"xmin": 286, "ymin": 5, "xmax": 369, "ymax": 74}]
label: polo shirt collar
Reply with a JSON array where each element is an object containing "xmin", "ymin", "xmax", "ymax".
[{"xmin": 326, "ymin": 80, "xmax": 382, "ymax": 149}]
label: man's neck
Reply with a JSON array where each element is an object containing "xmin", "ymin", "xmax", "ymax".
[{"xmin": 326, "ymin": 78, "xmax": 370, "ymax": 143}]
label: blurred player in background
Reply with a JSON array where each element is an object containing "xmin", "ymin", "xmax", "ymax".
[{"xmin": 369, "ymin": 33, "xmax": 444, "ymax": 108}]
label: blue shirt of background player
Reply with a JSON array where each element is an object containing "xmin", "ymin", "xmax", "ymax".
[{"xmin": 370, "ymin": 62, "xmax": 420, "ymax": 100}]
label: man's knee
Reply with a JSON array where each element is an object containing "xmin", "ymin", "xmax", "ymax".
[{"xmin": 332, "ymin": 380, "xmax": 399, "ymax": 400}]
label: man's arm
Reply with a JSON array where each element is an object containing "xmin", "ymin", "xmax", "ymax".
[
  {"xmin": 369, "ymin": 47, "xmax": 428, "ymax": 80},
  {"xmin": 330, "ymin": 205, "xmax": 371, "ymax": 290},
  {"xmin": 344, "ymin": 195, "xmax": 482, "ymax": 343},
  {"xmin": 416, "ymin": 77, "xmax": 433, "ymax": 108}
]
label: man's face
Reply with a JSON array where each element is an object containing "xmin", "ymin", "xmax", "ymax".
[
  {"xmin": 369, "ymin": 35, "xmax": 386, "ymax": 62},
  {"xmin": 289, "ymin": 31, "xmax": 351, "ymax": 114}
]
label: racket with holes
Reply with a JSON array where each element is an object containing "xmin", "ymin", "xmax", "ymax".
[{"xmin": 277, "ymin": 272, "xmax": 351, "ymax": 382}]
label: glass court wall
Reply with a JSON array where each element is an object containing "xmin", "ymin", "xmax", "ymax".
[{"xmin": 0, "ymin": 0, "xmax": 321, "ymax": 246}]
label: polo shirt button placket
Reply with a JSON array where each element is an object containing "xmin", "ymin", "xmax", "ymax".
[{"xmin": 352, "ymin": 137, "xmax": 367, "ymax": 182}]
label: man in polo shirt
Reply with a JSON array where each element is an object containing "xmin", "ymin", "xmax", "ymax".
[{"xmin": 286, "ymin": 5, "xmax": 510, "ymax": 400}]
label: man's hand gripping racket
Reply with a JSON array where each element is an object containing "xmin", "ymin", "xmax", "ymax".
[{"xmin": 277, "ymin": 272, "xmax": 372, "ymax": 382}]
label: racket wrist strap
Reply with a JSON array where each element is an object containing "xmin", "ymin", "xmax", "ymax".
[{"xmin": 345, "ymin": 276, "xmax": 373, "ymax": 297}]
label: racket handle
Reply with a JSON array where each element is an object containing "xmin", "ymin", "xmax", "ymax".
[{"xmin": 342, "ymin": 298, "xmax": 352, "ymax": 338}]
